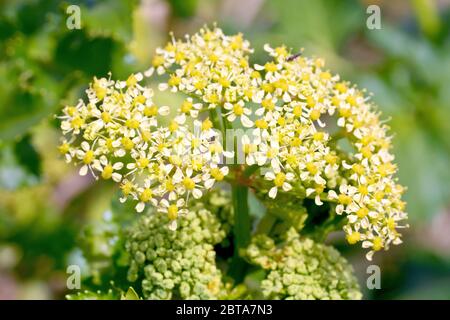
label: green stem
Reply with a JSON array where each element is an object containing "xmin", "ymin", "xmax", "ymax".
[
  {"xmin": 228, "ymin": 183, "xmax": 251, "ymax": 283},
  {"xmin": 208, "ymin": 109, "xmax": 223, "ymax": 132}
]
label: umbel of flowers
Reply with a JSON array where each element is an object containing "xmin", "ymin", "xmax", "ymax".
[{"xmin": 58, "ymin": 26, "xmax": 409, "ymax": 299}]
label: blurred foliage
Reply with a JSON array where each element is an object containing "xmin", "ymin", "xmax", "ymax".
[
  {"xmin": 0, "ymin": 0, "xmax": 137, "ymax": 144},
  {"xmin": 0, "ymin": 0, "xmax": 450, "ymax": 299}
]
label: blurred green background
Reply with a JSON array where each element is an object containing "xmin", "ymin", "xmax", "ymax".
[{"xmin": 1, "ymin": 0, "xmax": 450, "ymax": 299}]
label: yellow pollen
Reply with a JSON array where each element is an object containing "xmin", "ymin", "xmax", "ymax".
[
  {"xmin": 202, "ymin": 118, "xmax": 213, "ymax": 131},
  {"xmin": 137, "ymin": 157, "xmax": 149, "ymax": 169},
  {"xmin": 261, "ymin": 83, "xmax": 274, "ymax": 93},
  {"xmin": 338, "ymin": 194, "xmax": 352, "ymax": 205},
  {"xmin": 194, "ymin": 80, "xmax": 206, "ymax": 90},
  {"xmin": 255, "ymin": 119, "xmax": 268, "ymax": 129},
  {"xmin": 374, "ymin": 191, "xmax": 385, "ymax": 202},
  {"xmin": 168, "ymin": 75, "xmax": 181, "ymax": 86},
  {"xmin": 264, "ymin": 62, "xmax": 278, "ymax": 72},
  {"xmin": 293, "ymin": 105, "xmax": 303, "ymax": 117},
  {"xmin": 218, "ymin": 78, "xmax": 230, "ymax": 87},
  {"xmin": 372, "ymin": 237, "xmax": 383, "ymax": 251},
  {"xmin": 121, "ymin": 181, "xmax": 133, "ymax": 195},
  {"xmin": 320, "ymin": 71, "xmax": 331, "ymax": 80},
  {"xmin": 211, "ymin": 167, "xmax": 224, "ymax": 181},
  {"xmin": 335, "ymin": 82, "xmax": 347, "ymax": 93},
  {"xmin": 134, "ymin": 95, "xmax": 146, "ymax": 105},
  {"xmin": 95, "ymin": 87, "xmax": 106, "ymax": 100},
  {"xmin": 233, "ymin": 103, "xmax": 244, "ymax": 116},
  {"xmin": 181, "ymin": 100, "xmax": 193, "ymax": 113},
  {"xmin": 121, "ymin": 137, "xmax": 134, "ymax": 150},
  {"xmin": 174, "ymin": 51, "xmax": 185, "ymax": 62},
  {"xmin": 191, "ymin": 138, "xmax": 200, "ymax": 148},
  {"xmin": 346, "ymin": 95, "xmax": 357, "ymax": 106},
  {"xmin": 126, "ymin": 118, "xmax": 140, "ymax": 129},
  {"xmin": 168, "ymin": 204, "xmax": 178, "ymax": 220},
  {"xmin": 101, "ymin": 164, "xmax": 113, "ymax": 179},
  {"xmin": 274, "ymin": 172, "xmax": 286, "ymax": 187},
  {"xmin": 313, "ymin": 132, "xmax": 324, "ymax": 141},
  {"xmin": 169, "ymin": 120, "xmax": 178, "ymax": 132},
  {"xmin": 209, "ymin": 54, "xmax": 219, "ymax": 63},
  {"xmin": 101, "ymin": 112, "xmax": 112, "ymax": 123},
  {"xmin": 346, "ymin": 232, "xmax": 360, "ymax": 245},
  {"xmin": 261, "ymin": 99, "xmax": 275, "ymax": 111},
  {"xmin": 183, "ymin": 177, "xmax": 195, "ymax": 190},
  {"xmin": 358, "ymin": 185, "xmax": 369, "ymax": 195},
  {"xmin": 310, "ymin": 109, "xmax": 321, "ymax": 121},
  {"xmin": 66, "ymin": 106, "xmax": 77, "ymax": 116},
  {"xmin": 266, "ymin": 148, "xmax": 277, "ymax": 158},
  {"xmin": 152, "ymin": 55, "xmax": 164, "ymax": 67},
  {"xmin": 325, "ymin": 154, "xmax": 337, "ymax": 165},
  {"xmin": 144, "ymin": 105, "xmax": 158, "ymax": 117},
  {"xmin": 357, "ymin": 207, "xmax": 369, "ymax": 218},
  {"xmin": 306, "ymin": 163, "xmax": 318, "ymax": 175},
  {"xmin": 165, "ymin": 179, "xmax": 175, "ymax": 192},
  {"xmin": 207, "ymin": 93, "xmax": 219, "ymax": 104},
  {"xmin": 169, "ymin": 155, "xmax": 182, "ymax": 166},
  {"xmin": 306, "ymin": 96, "xmax": 315, "ymax": 108},
  {"xmin": 126, "ymin": 74, "xmax": 138, "ymax": 87},
  {"xmin": 209, "ymin": 143, "xmax": 222, "ymax": 153},
  {"xmin": 58, "ymin": 143, "xmax": 70, "ymax": 154},
  {"xmin": 83, "ymin": 150, "xmax": 94, "ymax": 164},
  {"xmin": 243, "ymin": 143, "xmax": 255, "ymax": 154},
  {"xmin": 251, "ymin": 71, "xmax": 261, "ymax": 79},
  {"xmin": 352, "ymin": 164, "xmax": 365, "ymax": 175},
  {"xmin": 71, "ymin": 117, "xmax": 84, "ymax": 129},
  {"xmin": 387, "ymin": 218, "xmax": 396, "ymax": 230},
  {"xmin": 140, "ymin": 188, "xmax": 153, "ymax": 202}
]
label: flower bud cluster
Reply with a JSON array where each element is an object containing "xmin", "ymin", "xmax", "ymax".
[
  {"xmin": 245, "ymin": 229, "xmax": 362, "ymax": 300},
  {"xmin": 125, "ymin": 192, "xmax": 232, "ymax": 299}
]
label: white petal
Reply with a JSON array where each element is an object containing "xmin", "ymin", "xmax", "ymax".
[
  {"xmin": 112, "ymin": 173, "xmax": 122, "ymax": 182},
  {"xmin": 144, "ymin": 67, "xmax": 154, "ymax": 77},
  {"xmin": 79, "ymin": 165, "xmax": 88, "ymax": 176},
  {"xmin": 282, "ymin": 92, "xmax": 291, "ymax": 103},
  {"xmin": 328, "ymin": 190, "xmax": 338, "ymax": 199},
  {"xmin": 113, "ymin": 162, "xmax": 124, "ymax": 170},
  {"xmin": 205, "ymin": 179, "xmax": 215, "ymax": 189},
  {"xmin": 282, "ymin": 182, "xmax": 292, "ymax": 192},
  {"xmin": 158, "ymin": 83, "xmax": 169, "ymax": 91},
  {"xmin": 265, "ymin": 171, "xmax": 275, "ymax": 180},
  {"xmin": 168, "ymin": 220, "xmax": 177, "ymax": 231},
  {"xmin": 268, "ymin": 187, "xmax": 278, "ymax": 199},
  {"xmin": 81, "ymin": 141, "xmax": 90, "ymax": 151},
  {"xmin": 223, "ymin": 151, "xmax": 234, "ymax": 158},
  {"xmin": 315, "ymin": 195, "xmax": 323, "ymax": 206},
  {"xmin": 241, "ymin": 115, "xmax": 254, "ymax": 128},
  {"xmin": 159, "ymin": 106, "xmax": 170, "ymax": 116},
  {"xmin": 135, "ymin": 202, "xmax": 145, "ymax": 213},
  {"xmin": 192, "ymin": 188, "xmax": 202, "ymax": 199},
  {"xmin": 135, "ymin": 73, "xmax": 143, "ymax": 81}
]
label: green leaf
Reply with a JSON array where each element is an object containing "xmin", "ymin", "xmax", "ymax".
[
  {"xmin": 121, "ymin": 287, "xmax": 140, "ymax": 300},
  {"xmin": 13, "ymin": 134, "xmax": 41, "ymax": 177},
  {"xmin": 80, "ymin": 0, "xmax": 137, "ymax": 43}
]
